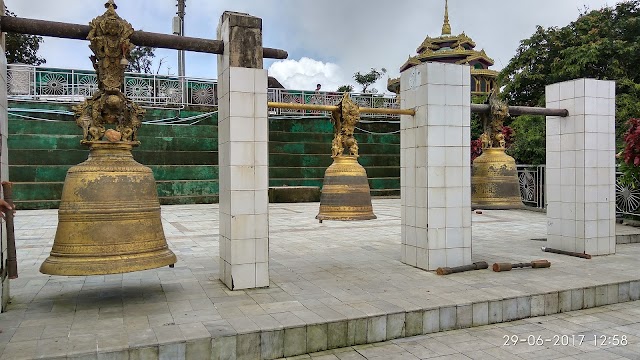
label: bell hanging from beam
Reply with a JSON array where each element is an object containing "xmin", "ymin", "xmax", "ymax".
[
  {"xmin": 471, "ymin": 89, "xmax": 524, "ymax": 210},
  {"xmin": 40, "ymin": 1, "xmax": 176, "ymax": 276},
  {"xmin": 316, "ymin": 94, "xmax": 377, "ymax": 221}
]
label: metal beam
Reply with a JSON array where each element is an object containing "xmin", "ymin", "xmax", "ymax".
[
  {"xmin": 471, "ymin": 104, "xmax": 569, "ymax": 117},
  {"xmin": 0, "ymin": 16, "xmax": 288, "ymax": 60},
  {"xmin": 269, "ymin": 102, "xmax": 567, "ymax": 118}
]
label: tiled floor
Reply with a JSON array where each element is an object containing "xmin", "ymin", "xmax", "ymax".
[
  {"xmin": 287, "ymin": 301, "xmax": 640, "ymax": 360},
  {"xmin": 1, "ymin": 199, "xmax": 639, "ymax": 359}
]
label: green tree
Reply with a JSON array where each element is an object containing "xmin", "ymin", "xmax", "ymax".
[
  {"xmin": 354, "ymin": 68, "xmax": 387, "ymax": 93},
  {"xmin": 506, "ymin": 115, "xmax": 546, "ymax": 165},
  {"xmin": 4, "ymin": 8, "xmax": 45, "ymax": 65},
  {"xmin": 126, "ymin": 46, "xmax": 155, "ymax": 74},
  {"xmin": 499, "ymin": 0, "xmax": 640, "ymax": 165},
  {"xmin": 337, "ymin": 84, "xmax": 353, "ymax": 93}
]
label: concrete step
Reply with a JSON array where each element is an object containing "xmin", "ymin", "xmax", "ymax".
[
  {"xmin": 8, "ymin": 119, "xmax": 218, "ymax": 138},
  {"xmin": 9, "ymin": 134, "xmax": 218, "ymax": 151},
  {"xmin": 268, "ymin": 141, "xmax": 399, "ymax": 155},
  {"xmin": 8, "ymin": 149, "xmax": 217, "ymax": 166}
]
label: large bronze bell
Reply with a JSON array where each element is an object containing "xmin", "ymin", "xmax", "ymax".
[
  {"xmin": 471, "ymin": 147, "xmax": 524, "ymax": 210},
  {"xmin": 316, "ymin": 156, "xmax": 377, "ymax": 221},
  {"xmin": 40, "ymin": 0, "xmax": 176, "ymax": 275},
  {"xmin": 471, "ymin": 88, "xmax": 523, "ymax": 210},
  {"xmin": 40, "ymin": 142, "xmax": 177, "ymax": 276},
  {"xmin": 316, "ymin": 94, "xmax": 376, "ymax": 221}
]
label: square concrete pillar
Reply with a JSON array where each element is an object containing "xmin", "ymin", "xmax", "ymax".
[
  {"xmin": 0, "ymin": 0, "xmax": 9, "ymax": 311},
  {"xmin": 217, "ymin": 12, "xmax": 269, "ymax": 290},
  {"xmin": 400, "ymin": 62, "xmax": 472, "ymax": 270},
  {"xmin": 546, "ymin": 79, "xmax": 616, "ymax": 255}
]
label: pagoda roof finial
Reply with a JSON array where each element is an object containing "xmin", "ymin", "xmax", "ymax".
[{"xmin": 441, "ymin": 0, "xmax": 452, "ymax": 36}]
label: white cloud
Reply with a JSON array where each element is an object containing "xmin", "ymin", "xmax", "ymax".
[
  {"xmin": 267, "ymin": 57, "xmax": 394, "ymax": 94},
  {"xmin": 268, "ymin": 57, "xmax": 348, "ymax": 92},
  {"xmin": 6, "ymin": 0, "xmax": 618, "ymax": 92}
]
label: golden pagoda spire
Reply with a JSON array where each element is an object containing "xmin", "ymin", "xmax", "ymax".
[{"xmin": 441, "ymin": 0, "xmax": 452, "ymax": 36}]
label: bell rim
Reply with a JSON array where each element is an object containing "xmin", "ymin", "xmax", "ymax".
[
  {"xmin": 316, "ymin": 214, "xmax": 377, "ymax": 221},
  {"xmin": 471, "ymin": 203, "xmax": 526, "ymax": 210},
  {"xmin": 39, "ymin": 251, "xmax": 177, "ymax": 276}
]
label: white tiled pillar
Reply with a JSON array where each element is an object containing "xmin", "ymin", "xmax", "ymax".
[
  {"xmin": 0, "ymin": 1, "xmax": 9, "ymax": 311},
  {"xmin": 400, "ymin": 62, "xmax": 472, "ymax": 271},
  {"xmin": 217, "ymin": 12, "xmax": 269, "ymax": 290},
  {"xmin": 546, "ymin": 79, "xmax": 616, "ymax": 255}
]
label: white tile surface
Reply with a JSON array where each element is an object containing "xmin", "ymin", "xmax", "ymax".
[
  {"xmin": 546, "ymin": 79, "xmax": 615, "ymax": 256},
  {"xmin": 229, "ymin": 67, "xmax": 255, "ymax": 93},
  {"xmin": 218, "ymin": 22, "xmax": 271, "ymax": 290},
  {"xmin": 400, "ymin": 62, "xmax": 472, "ymax": 270}
]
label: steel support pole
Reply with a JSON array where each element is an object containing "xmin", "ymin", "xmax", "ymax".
[{"xmin": 0, "ymin": 16, "xmax": 288, "ymax": 59}]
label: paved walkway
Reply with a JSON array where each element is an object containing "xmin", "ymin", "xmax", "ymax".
[
  {"xmin": 1, "ymin": 199, "xmax": 639, "ymax": 359},
  {"xmin": 286, "ymin": 301, "xmax": 640, "ymax": 360}
]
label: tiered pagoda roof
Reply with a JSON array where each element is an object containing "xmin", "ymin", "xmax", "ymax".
[{"xmin": 388, "ymin": 0, "xmax": 498, "ymax": 94}]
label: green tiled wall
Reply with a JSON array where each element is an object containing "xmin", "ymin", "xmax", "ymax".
[{"xmin": 8, "ymin": 102, "xmax": 400, "ymax": 209}]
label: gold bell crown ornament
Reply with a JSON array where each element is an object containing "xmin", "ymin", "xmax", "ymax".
[
  {"xmin": 316, "ymin": 94, "xmax": 376, "ymax": 221},
  {"xmin": 39, "ymin": 0, "xmax": 176, "ymax": 276},
  {"xmin": 471, "ymin": 89, "xmax": 524, "ymax": 210}
]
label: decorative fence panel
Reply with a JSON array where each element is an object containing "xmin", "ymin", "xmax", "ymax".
[
  {"xmin": 8, "ymin": 64, "xmax": 217, "ymax": 107},
  {"xmin": 516, "ymin": 164, "xmax": 640, "ymax": 217},
  {"xmin": 616, "ymin": 172, "xmax": 640, "ymax": 217},
  {"xmin": 7, "ymin": 65, "xmax": 399, "ymax": 114},
  {"xmin": 267, "ymin": 88, "xmax": 400, "ymax": 118},
  {"xmin": 516, "ymin": 165, "xmax": 545, "ymax": 209}
]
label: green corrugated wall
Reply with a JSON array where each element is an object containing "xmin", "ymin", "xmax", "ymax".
[{"xmin": 8, "ymin": 101, "xmax": 400, "ymax": 209}]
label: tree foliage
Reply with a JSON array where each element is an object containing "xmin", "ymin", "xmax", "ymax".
[
  {"xmin": 506, "ymin": 115, "xmax": 546, "ymax": 165},
  {"xmin": 337, "ymin": 84, "xmax": 354, "ymax": 93},
  {"xmin": 499, "ymin": 1, "xmax": 640, "ymax": 165},
  {"xmin": 4, "ymin": 8, "xmax": 45, "ymax": 65},
  {"xmin": 353, "ymin": 68, "xmax": 386, "ymax": 93},
  {"xmin": 126, "ymin": 46, "xmax": 156, "ymax": 74}
]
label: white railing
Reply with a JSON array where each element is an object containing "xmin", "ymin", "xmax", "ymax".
[
  {"xmin": 267, "ymin": 88, "xmax": 400, "ymax": 118},
  {"xmin": 517, "ymin": 165, "xmax": 545, "ymax": 209},
  {"xmin": 616, "ymin": 172, "xmax": 640, "ymax": 217},
  {"xmin": 516, "ymin": 164, "xmax": 640, "ymax": 217},
  {"xmin": 7, "ymin": 64, "xmax": 400, "ymax": 116},
  {"xmin": 7, "ymin": 64, "xmax": 217, "ymax": 107}
]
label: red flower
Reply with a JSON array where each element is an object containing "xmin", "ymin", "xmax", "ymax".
[{"xmin": 622, "ymin": 118, "xmax": 640, "ymax": 167}]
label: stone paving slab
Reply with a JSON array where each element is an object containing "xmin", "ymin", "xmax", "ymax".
[
  {"xmin": 288, "ymin": 300, "xmax": 640, "ymax": 360},
  {"xmin": 616, "ymin": 222, "xmax": 640, "ymax": 244},
  {"xmin": 1, "ymin": 199, "xmax": 640, "ymax": 359}
]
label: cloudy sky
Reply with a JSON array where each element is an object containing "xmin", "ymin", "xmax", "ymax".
[{"xmin": 6, "ymin": 0, "xmax": 618, "ymax": 93}]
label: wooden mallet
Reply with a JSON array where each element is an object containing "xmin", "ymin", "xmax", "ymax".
[
  {"xmin": 437, "ymin": 261, "xmax": 488, "ymax": 275},
  {"xmin": 492, "ymin": 260, "xmax": 551, "ymax": 272}
]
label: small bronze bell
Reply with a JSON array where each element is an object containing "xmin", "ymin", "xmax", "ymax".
[
  {"xmin": 471, "ymin": 89, "xmax": 524, "ymax": 210},
  {"xmin": 316, "ymin": 94, "xmax": 376, "ymax": 221},
  {"xmin": 40, "ymin": 0, "xmax": 176, "ymax": 276},
  {"xmin": 471, "ymin": 148, "xmax": 524, "ymax": 210}
]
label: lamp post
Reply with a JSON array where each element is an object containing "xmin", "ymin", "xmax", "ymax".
[{"xmin": 174, "ymin": 0, "xmax": 186, "ymax": 101}]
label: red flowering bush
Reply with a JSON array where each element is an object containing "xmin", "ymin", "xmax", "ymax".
[
  {"xmin": 623, "ymin": 118, "xmax": 640, "ymax": 166},
  {"xmin": 502, "ymin": 126, "xmax": 515, "ymax": 148},
  {"xmin": 470, "ymin": 139, "xmax": 483, "ymax": 163},
  {"xmin": 619, "ymin": 118, "xmax": 640, "ymax": 186}
]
